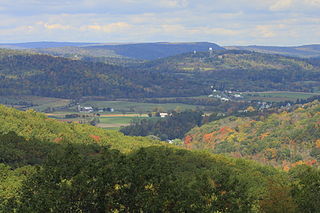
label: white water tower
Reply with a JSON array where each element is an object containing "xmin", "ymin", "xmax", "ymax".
[{"xmin": 209, "ymin": 47, "xmax": 213, "ymax": 55}]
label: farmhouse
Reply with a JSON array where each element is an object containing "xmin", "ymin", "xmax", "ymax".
[{"xmin": 160, "ymin": 113, "xmax": 169, "ymax": 118}]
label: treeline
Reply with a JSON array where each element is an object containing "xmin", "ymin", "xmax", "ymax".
[{"xmin": 120, "ymin": 110, "xmax": 203, "ymax": 140}]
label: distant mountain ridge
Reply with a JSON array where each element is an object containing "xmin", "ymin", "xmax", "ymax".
[
  {"xmin": 141, "ymin": 49, "xmax": 320, "ymax": 92},
  {"xmin": 0, "ymin": 42, "xmax": 224, "ymax": 60},
  {"xmin": 0, "ymin": 48, "xmax": 320, "ymax": 99},
  {"xmin": 0, "ymin": 42, "xmax": 98, "ymax": 49},
  {"xmin": 85, "ymin": 42, "xmax": 224, "ymax": 60},
  {"xmin": 226, "ymin": 44, "xmax": 320, "ymax": 58}
]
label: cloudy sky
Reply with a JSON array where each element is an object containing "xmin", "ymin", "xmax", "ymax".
[{"xmin": 0, "ymin": 0, "xmax": 319, "ymax": 45}]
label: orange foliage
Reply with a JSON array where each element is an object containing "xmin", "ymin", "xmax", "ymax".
[
  {"xmin": 53, "ymin": 137, "xmax": 63, "ymax": 143},
  {"xmin": 283, "ymin": 165, "xmax": 290, "ymax": 172},
  {"xmin": 291, "ymin": 161, "xmax": 304, "ymax": 167},
  {"xmin": 316, "ymin": 139, "xmax": 320, "ymax": 149},
  {"xmin": 184, "ymin": 135, "xmax": 193, "ymax": 149},
  {"xmin": 260, "ymin": 132, "xmax": 270, "ymax": 140},
  {"xmin": 90, "ymin": 134, "xmax": 101, "ymax": 142},
  {"xmin": 218, "ymin": 126, "xmax": 234, "ymax": 135},
  {"xmin": 282, "ymin": 161, "xmax": 290, "ymax": 172},
  {"xmin": 283, "ymin": 159, "xmax": 317, "ymax": 171},
  {"xmin": 306, "ymin": 159, "xmax": 317, "ymax": 166},
  {"xmin": 184, "ymin": 135, "xmax": 193, "ymax": 144},
  {"xmin": 203, "ymin": 133, "xmax": 214, "ymax": 143}
]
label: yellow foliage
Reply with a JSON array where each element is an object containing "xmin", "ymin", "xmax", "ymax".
[
  {"xmin": 260, "ymin": 132, "xmax": 270, "ymax": 140},
  {"xmin": 246, "ymin": 106, "xmax": 255, "ymax": 112}
]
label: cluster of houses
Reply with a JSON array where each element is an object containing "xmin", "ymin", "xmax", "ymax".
[
  {"xmin": 77, "ymin": 105, "xmax": 114, "ymax": 113},
  {"xmin": 208, "ymin": 87, "xmax": 243, "ymax": 102}
]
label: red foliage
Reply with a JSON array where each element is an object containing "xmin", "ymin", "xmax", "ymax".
[
  {"xmin": 90, "ymin": 135, "xmax": 101, "ymax": 142},
  {"xmin": 184, "ymin": 135, "xmax": 193, "ymax": 149},
  {"xmin": 306, "ymin": 159, "xmax": 317, "ymax": 166},
  {"xmin": 203, "ymin": 133, "xmax": 214, "ymax": 143}
]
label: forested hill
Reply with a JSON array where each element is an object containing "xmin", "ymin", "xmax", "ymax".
[
  {"xmin": 184, "ymin": 101, "xmax": 320, "ymax": 168},
  {"xmin": 226, "ymin": 44, "xmax": 320, "ymax": 58},
  {"xmin": 0, "ymin": 41, "xmax": 97, "ymax": 49},
  {"xmin": 0, "ymin": 104, "xmax": 164, "ymax": 158},
  {"xmin": 1, "ymin": 105, "xmax": 320, "ymax": 212},
  {"xmin": 0, "ymin": 49, "xmax": 134, "ymax": 98},
  {"xmin": 0, "ymin": 49, "xmax": 203, "ymax": 98},
  {"xmin": 146, "ymin": 49, "xmax": 319, "ymax": 72},
  {"xmin": 1, "ymin": 42, "xmax": 224, "ymax": 60},
  {"xmin": 85, "ymin": 42, "xmax": 224, "ymax": 60},
  {"xmin": 143, "ymin": 50, "xmax": 320, "ymax": 92},
  {"xmin": 1, "ymin": 48, "xmax": 320, "ymax": 99}
]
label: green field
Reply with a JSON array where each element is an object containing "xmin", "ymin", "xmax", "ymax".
[
  {"xmin": 0, "ymin": 96, "xmax": 71, "ymax": 111},
  {"xmin": 2, "ymin": 93, "xmax": 319, "ymax": 131},
  {"xmin": 244, "ymin": 91, "xmax": 319, "ymax": 102},
  {"xmin": 81, "ymin": 100, "xmax": 202, "ymax": 113},
  {"xmin": 97, "ymin": 115, "xmax": 153, "ymax": 130}
]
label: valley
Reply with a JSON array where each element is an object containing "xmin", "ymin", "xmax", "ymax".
[{"xmin": 0, "ymin": 41, "xmax": 319, "ymax": 212}]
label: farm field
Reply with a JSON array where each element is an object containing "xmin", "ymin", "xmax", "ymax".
[
  {"xmin": 0, "ymin": 96, "xmax": 71, "ymax": 111},
  {"xmin": 1, "ymin": 92, "xmax": 319, "ymax": 130},
  {"xmin": 80, "ymin": 100, "xmax": 201, "ymax": 112},
  {"xmin": 243, "ymin": 91, "xmax": 320, "ymax": 102},
  {"xmin": 97, "ymin": 115, "xmax": 151, "ymax": 130},
  {"xmin": 46, "ymin": 112, "xmax": 152, "ymax": 130}
]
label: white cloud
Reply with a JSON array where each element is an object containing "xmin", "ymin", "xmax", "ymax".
[
  {"xmin": 269, "ymin": 0, "xmax": 294, "ymax": 11},
  {"xmin": 44, "ymin": 23, "xmax": 71, "ymax": 30},
  {"xmin": 0, "ymin": 0, "xmax": 319, "ymax": 45},
  {"xmin": 81, "ymin": 22, "xmax": 132, "ymax": 33},
  {"xmin": 254, "ymin": 25, "xmax": 276, "ymax": 38},
  {"xmin": 304, "ymin": 0, "xmax": 320, "ymax": 6},
  {"xmin": 157, "ymin": 0, "xmax": 189, "ymax": 8}
]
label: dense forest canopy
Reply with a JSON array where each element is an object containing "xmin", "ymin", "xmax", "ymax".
[
  {"xmin": 142, "ymin": 50, "xmax": 320, "ymax": 92},
  {"xmin": 184, "ymin": 101, "xmax": 320, "ymax": 168},
  {"xmin": 227, "ymin": 44, "xmax": 320, "ymax": 58},
  {"xmin": 0, "ymin": 48, "xmax": 319, "ymax": 99},
  {"xmin": 0, "ymin": 104, "xmax": 320, "ymax": 212}
]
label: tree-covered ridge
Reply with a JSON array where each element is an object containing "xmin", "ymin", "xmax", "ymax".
[
  {"xmin": 0, "ymin": 49, "xmax": 212, "ymax": 98},
  {"xmin": 1, "ymin": 48, "xmax": 320, "ymax": 100},
  {"xmin": 0, "ymin": 49, "xmax": 184, "ymax": 98},
  {"xmin": 143, "ymin": 50, "xmax": 320, "ymax": 92},
  {"xmin": 0, "ymin": 104, "xmax": 163, "ymax": 155},
  {"xmin": 0, "ymin": 104, "xmax": 320, "ymax": 212},
  {"xmin": 184, "ymin": 101, "xmax": 320, "ymax": 168},
  {"xmin": 0, "ymin": 48, "xmax": 35, "ymax": 59},
  {"xmin": 226, "ymin": 44, "xmax": 320, "ymax": 58},
  {"xmin": 120, "ymin": 110, "xmax": 203, "ymax": 140},
  {"xmin": 0, "ymin": 50, "xmax": 137, "ymax": 98},
  {"xmin": 147, "ymin": 50, "xmax": 318, "ymax": 72}
]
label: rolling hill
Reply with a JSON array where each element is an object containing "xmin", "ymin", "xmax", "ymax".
[
  {"xmin": 184, "ymin": 100, "xmax": 320, "ymax": 168},
  {"xmin": 143, "ymin": 50, "xmax": 320, "ymax": 92},
  {"xmin": 84, "ymin": 42, "xmax": 224, "ymax": 60},
  {"xmin": 0, "ymin": 48, "xmax": 319, "ymax": 100},
  {"xmin": 226, "ymin": 44, "xmax": 320, "ymax": 58},
  {"xmin": 0, "ymin": 41, "xmax": 98, "ymax": 49},
  {"xmin": 1, "ymin": 104, "xmax": 318, "ymax": 212},
  {"xmin": 0, "ymin": 42, "xmax": 224, "ymax": 60},
  {"xmin": 0, "ymin": 48, "xmax": 204, "ymax": 99}
]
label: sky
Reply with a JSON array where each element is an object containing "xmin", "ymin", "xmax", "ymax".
[{"xmin": 0, "ymin": 0, "xmax": 319, "ymax": 46}]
